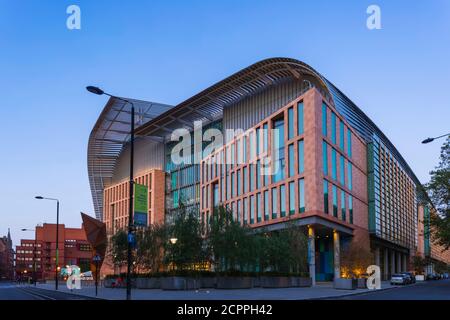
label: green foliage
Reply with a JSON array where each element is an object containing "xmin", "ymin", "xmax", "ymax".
[
  {"xmin": 110, "ymin": 229, "xmax": 128, "ymax": 268},
  {"xmin": 135, "ymin": 223, "xmax": 168, "ymax": 273},
  {"xmin": 426, "ymin": 137, "xmax": 450, "ymax": 250},
  {"xmin": 165, "ymin": 202, "xmax": 206, "ymax": 270},
  {"xmin": 412, "ymin": 254, "xmax": 426, "ymax": 274},
  {"xmin": 340, "ymin": 241, "xmax": 374, "ymax": 278}
]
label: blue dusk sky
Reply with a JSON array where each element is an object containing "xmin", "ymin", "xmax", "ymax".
[{"xmin": 0, "ymin": 0, "xmax": 449, "ymax": 246}]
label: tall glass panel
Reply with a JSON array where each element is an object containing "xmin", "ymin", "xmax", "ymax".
[
  {"xmin": 249, "ymin": 164, "xmax": 255, "ymax": 191},
  {"xmin": 272, "ymin": 118, "xmax": 285, "ymax": 183},
  {"xmin": 250, "ymin": 195, "xmax": 255, "ymax": 224},
  {"xmin": 237, "ymin": 169, "xmax": 241, "ymax": 196},
  {"xmin": 331, "ymin": 112, "xmax": 336, "ymax": 144},
  {"xmin": 323, "ymin": 180, "xmax": 329, "ymax": 213},
  {"xmin": 347, "ymin": 128, "xmax": 352, "ymax": 157},
  {"xmin": 231, "ymin": 172, "xmax": 235, "ymax": 197},
  {"xmin": 256, "ymin": 193, "xmax": 261, "ymax": 222},
  {"xmin": 237, "ymin": 199, "xmax": 241, "ymax": 223},
  {"xmin": 263, "ymin": 123, "xmax": 268, "ymax": 153},
  {"xmin": 289, "ymin": 181, "xmax": 295, "ymax": 215},
  {"xmin": 349, "ymin": 195, "xmax": 353, "ymax": 224},
  {"xmin": 243, "ymin": 167, "xmax": 248, "ymax": 193},
  {"xmin": 243, "ymin": 197, "xmax": 248, "ymax": 225},
  {"xmin": 299, "ymin": 179, "xmax": 305, "ymax": 213},
  {"xmin": 341, "ymin": 190, "xmax": 346, "ymax": 221},
  {"xmin": 213, "ymin": 183, "xmax": 219, "ymax": 207},
  {"xmin": 332, "ymin": 148, "xmax": 337, "ymax": 180},
  {"xmin": 256, "ymin": 160, "xmax": 261, "ymax": 189},
  {"xmin": 298, "ymin": 140, "xmax": 304, "ymax": 174},
  {"xmin": 322, "ymin": 103, "xmax": 327, "ymax": 137},
  {"xmin": 348, "ymin": 163, "xmax": 353, "ymax": 190},
  {"xmin": 288, "ymin": 107, "xmax": 294, "ymax": 140},
  {"xmin": 323, "ymin": 141, "xmax": 328, "ymax": 175},
  {"xmin": 264, "ymin": 190, "xmax": 269, "ymax": 221},
  {"xmin": 298, "ymin": 102, "xmax": 304, "ymax": 135},
  {"xmin": 288, "ymin": 144, "xmax": 295, "ymax": 177},
  {"xmin": 340, "ymin": 155, "xmax": 345, "ymax": 186},
  {"xmin": 280, "ymin": 185, "xmax": 286, "ymax": 217},
  {"xmin": 340, "ymin": 120, "xmax": 345, "ymax": 150},
  {"xmin": 332, "ymin": 185, "xmax": 338, "ymax": 217},
  {"xmin": 272, "ymin": 187, "xmax": 278, "ymax": 219}
]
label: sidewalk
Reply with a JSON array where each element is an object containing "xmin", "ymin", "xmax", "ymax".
[{"xmin": 32, "ymin": 281, "xmax": 397, "ymax": 300}]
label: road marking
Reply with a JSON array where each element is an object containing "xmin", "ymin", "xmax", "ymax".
[{"xmin": 18, "ymin": 287, "xmax": 57, "ymax": 300}]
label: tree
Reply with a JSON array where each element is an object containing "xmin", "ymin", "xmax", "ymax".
[
  {"xmin": 340, "ymin": 241, "xmax": 374, "ymax": 278},
  {"xmin": 284, "ymin": 221, "xmax": 309, "ymax": 274},
  {"xmin": 412, "ymin": 254, "xmax": 426, "ymax": 275},
  {"xmin": 135, "ymin": 223, "xmax": 168, "ymax": 273},
  {"xmin": 208, "ymin": 205, "xmax": 259, "ymax": 273},
  {"xmin": 109, "ymin": 229, "xmax": 128, "ymax": 272},
  {"xmin": 426, "ymin": 137, "xmax": 450, "ymax": 250},
  {"xmin": 165, "ymin": 202, "xmax": 205, "ymax": 271}
]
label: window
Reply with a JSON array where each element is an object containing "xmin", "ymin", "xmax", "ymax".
[
  {"xmin": 340, "ymin": 120, "xmax": 345, "ymax": 150},
  {"xmin": 256, "ymin": 127, "xmax": 261, "ymax": 156},
  {"xmin": 226, "ymin": 173, "xmax": 230, "ymax": 200},
  {"xmin": 263, "ymin": 123, "xmax": 268, "ymax": 152},
  {"xmin": 256, "ymin": 160, "xmax": 261, "ymax": 189},
  {"xmin": 280, "ymin": 185, "xmax": 286, "ymax": 217},
  {"xmin": 288, "ymin": 107, "xmax": 294, "ymax": 140},
  {"xmin": 288, "ymin": 144, "xmax": 295, "ymax": 177},
  {"xmin": 348, "ymin": 163, "xmax": 353, "ymax": 190},
  {"xmin": 250, "ymin": 195, "xmax": 255, "ymax": 224},
  {"xmin": 298, "ymin": 179, "xmax": 305, "ymax": 213},
  {"xmin": 243, "ymin": 136, "xmax": 247, "ymax": 164},
  {"xmin": 264, "ymin": 190, "xmax": 269, "ymax": 221},
  {"xmin": 332, "ymin": 185, "xmax": 338, "ymax": 217},
  {"xmin": 231, "ymin": 172, "xmax": 235, "ymax": 197},
  {"xmin": 237, "ymin": 200, "xmax": 241, "ymax": 223},
  {"xmin": 340, "ymin": 155, "xmax": 345, "ymax": 186},
  {"xmin": 213, "ymin": 183, "xmax": 219, "ymax": 207},
  {"xmin": 243, "ymin": 167, "xmax": 248, "ymax": 193},
  {"xmin": 323, "ymin": 180, "xmax": 329, "ymax": 213},
  {"xmin": 332, "ymin": 148, "xmax": 337, "ymax": 180},
  {"xmin": 249, "ymin": 164, "xmax": 255, "ymax": 191},
  {"xmin": 323, "ymin": 141, "xmax": 328, "ymax": 175},
  {"xmin": 298, "ymin": 140, "xmax": 304, "ymax": 174},
  {"xmin": 349, "ymin": 195, "xmax": 353, "ymax": 224},
  {"xmin": 272, "ymin": 188, "xmax": 278, "ymax": 219},
  {"xmin": 231, "ymin": 143, "xmax": 235, "ymax": 168},
  {"xmin": 322, "ymin": 103, "xmax": 327, "ymax": 137},
  {"xmin": 289, "ymin": 181, "xmax": 295, "ymax": 215},
  {"xmin": 237, "ymin": 169, "xmax": 241, "ymax": 196},
  {"xmin": 249, "ymin": 131, "xmax": 255, "ymax": 161},
  {"xmin": 272, "ymin": 118, "xmax": 285, "ymax": 183},
  {"xmin": 347, "ymin": 128, "xmax": 352, "ymax": 157},
  {"xmin": 331, "ymin": 112, "xmax": 336, "ymax": 144},
  {"xmin": 341, "ymin": 190, "xmax": 346, "ymax": 221},
  {"xmin": 243, "ymin": 198, "xmax": 248, "ymax": 224},
  {"xmin": 257, "ymin": 193, "xmax": 262, "ymax": 222},
  {"xmin": 298, "ymin": 102, "xmax": 304, "ymax": 135}
]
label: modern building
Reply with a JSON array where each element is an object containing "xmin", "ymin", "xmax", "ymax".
[
  {"xmin": 15, "ymin": 223, "xmax": 93, "ymax": 281},
  {"xmin": 0, "ymin": 229, "xmax": 14, "ymax": 280},
  {"xmin": 88, "ymin": 57, "xmax": 450, "ymax": 281}
]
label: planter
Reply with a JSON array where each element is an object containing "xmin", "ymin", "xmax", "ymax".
[
  {"xmin": 161, "ymin": 277, "xmax": 199, "ymax": 290},
  {"xmin": 261, "ymin": 276, "xmax": 290, "ymax": 288},
  {"xmin": 357, "ymin": 278, "xmax": 367, "ymax": 289},
  {"xmin": 199, "ymin": 277, "xmax": 216, "ymax": 289},
  {"xmin": 216, "ymin": 277, "xmax": 253, "ymax": 289},
  {"xmin": 334, "ymin": 278, "xmax": 357, "ymax": 290},
  {"xmin": 415, "ymin": 275, "xmax": 425, "ymax": 282},
  {"xmin": 136, "ymin": 277, "xmax": 161, "ymax": 289}
]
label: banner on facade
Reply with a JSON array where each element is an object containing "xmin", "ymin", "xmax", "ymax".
[{"xmin": 134, "ymin": 183, "xmax": 148, "ymax": 227}]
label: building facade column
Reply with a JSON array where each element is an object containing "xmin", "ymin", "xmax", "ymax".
[
  {"xmin": 333, "ymin": 230, "xmax": 340, "ymax": 280},
  {"xmin": 308, "ymin": 226, "xmax": 316, "ymax": 286},
  {"xmin": 396, "ymin": 252, "xmax": 402, "ymax": 272},
  {"xmin": 402, "ymin": 254, "xmax": 407, "ymax": 272},
  {"xmin": 384, "ymin": 248, "xmax": 389, "ymax": 280},
  {"xmin": 390, "ymin": 250, "xmax": 396, "ymax": 276}
]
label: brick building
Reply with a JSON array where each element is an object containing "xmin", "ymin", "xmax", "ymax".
[
  {"xmin": 0, "ymin": 229, "xmax": 14, "ymax": 280},
  {"xmin": 15, "ymin": 223, "xmax": 93, "ymax": 281},
  {"xmin": 88, "ymin": 57, "xmax": 450, "ymax": 280}
]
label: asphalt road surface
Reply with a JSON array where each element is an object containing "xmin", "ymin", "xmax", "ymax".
[
  {"xmin": 0, "ymin": 282, "xmax": 97, "ymax": 300},
  {"xmin": 337, "ymin": 279, "xmax": 450, "ymax": 300}
]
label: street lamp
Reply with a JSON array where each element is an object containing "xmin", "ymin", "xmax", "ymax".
[
  {"xmin": 421, "ymin": 133, "xmax": 450, "ymax": 144},
  {"xmin": 169, "ymin": 238, "xmax": 178, "ymax": 272},
  {"xmin": 21, "ymin": 228, "xmax": 37, "ymax": 287},
  {"xmin": 87, "ymin": 85, "xmax": 135, "ymax": 300},
  {"xmin": 35, "ymin": 196, "xmax": 60, "ymax": 290}
]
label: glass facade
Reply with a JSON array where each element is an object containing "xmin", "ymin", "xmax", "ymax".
[
  {"xmin": 323, "ymin": 141, "xmax": 328, "ymax": 175},
  {"xmin": 323, "ymin": 180, "xmax": 329, "ymax": 214},
  {"xmin": 288, "ymin": 144, "xmax": 295, "ymax": 177},
  {"xmin": 332, "ymin": 185, "xmax": 338, "ymax": 217},
  {"xmin": 341, "ymin": 190, "xmax": 346, "ymax": 221},
  {"xmin": 280, "ymin": 185, "xmax": 286, "ymax": 217},
  {"xmin": 272, "ymin": 188, "xmax": 278, "ymax": 219},
  {"xmin": 340, "ymin": 155, "xmax": 345, "ymax": 186},
  {"xmin": 347, "ymin": 128, "xmax": 352, "ymax": 157},
  {"xmin": 331, "ymin": 148, "xmax": 337, "ymax": 180},
  {"xmin": 289, "ymin": 181, "xmax": 295, "ymax": 215},
  {"xmin": 257, "ymin": 193, "xmax": 262, "ymax": 222},
  {"xmin": 272, "ymin": 118, "xmax": 285, "ymax": 183},
  {"xmin": 340, "ymin": 120, "xmax": 345, "ymax": 150},
  {"xmin": 331, "ymin": 112, "xmax": 336, "ymax": 144},
  {"xmin": 348, "ymin": 195, "xmax": 353, "ymax": 224},
  {"xmin": 264, "ymin": 190, "xmax": 269, "ymax": 221},
  {"xmin": 322, "ymin": 103, "xmax": 327, "ymax": 137},
  {"xmin": 298, "ymin": 140, "xmax": 304, "ymax": 174},
  {"xmin": 298, "ymin": 102, "xmax": 304, "ymax": 135},
  {"xmin": 288, "ymin": 107, "xmax": 294, "ymax": 140},
  {"xmin": 298, "ymin": 179, "xmax": 305, "ymax": 213},
  {"xmin": 250, "ymin": 195, "xmax": 255, "ymax": 224},
  {"xmin": 348, "ymin": 163, "xmax": 352, "ymax": 190}
]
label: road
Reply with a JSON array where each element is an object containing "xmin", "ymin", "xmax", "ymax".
[
  {"xmin": 338, "ymin": 279, "xmax": 450, "ymax": 300},
  {"xmin": 0, "ymin": 282, "xmax": 97, "ymax": 300}
]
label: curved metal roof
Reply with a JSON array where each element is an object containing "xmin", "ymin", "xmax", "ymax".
[
  {"xmin": 89, "ymin": 57, "xmax": 422, "ymax": 220},
  {"xmin": 87, "ymin": 97, "xmax": 172, "ymax": 219}
]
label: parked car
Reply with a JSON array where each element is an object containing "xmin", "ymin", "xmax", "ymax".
[
  {"xmin": 443, "ymin": 273, "xmax": 449, "ymax": 279},
  {"xmin": 401, "ymin": 272, "xmax": 416, "ymax": 284},
  {"xmin": 390, "ymin": 274, "xmax": 409, "ymax": 285},
  {"xmin": 426, "ymin": 273, "xmax": 440, "ymax": 280}
]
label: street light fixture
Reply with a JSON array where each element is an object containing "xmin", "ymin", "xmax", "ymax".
[
  {"xmin": 21, "ymin": 228, "xmax": 37, "ymax": 287},
  {"xmin": 86, "ymin": 85, "xmax": 135, "ymax": 301},
  {"xmin": 169, "ymin": 238, "xmax": 178, "ymax": 272},
  {"xmin": 35, "ymin": 196, "xmax": 60, "ymax": 290},
  {"xmin": 421, "ymin": 133, "xmax": 450, "ymax": 144}
]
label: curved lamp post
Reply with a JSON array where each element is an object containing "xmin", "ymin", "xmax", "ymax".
[{"xmin": 421, "ymin": 133, "xmax": 450, "ymax": 144}]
